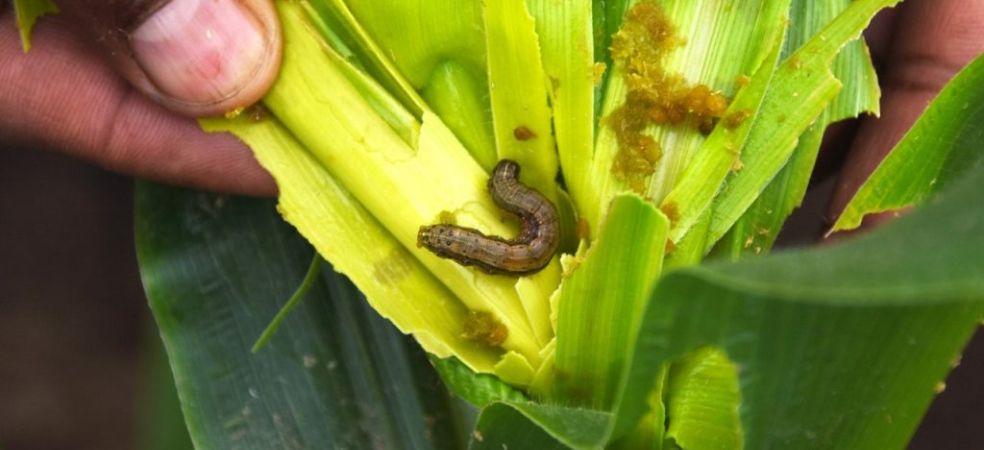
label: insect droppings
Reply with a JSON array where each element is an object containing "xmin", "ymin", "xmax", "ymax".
[
  {"xmin": 417, "ymin": 160, "xmax": 559, "ymax": 275},
  {"xmin": 513, "ymin": 126, "xmax": 537, "ymax": 141},
  {"xmin": 460, "ymin": 311, "xmax": 509, "ymax": 346}
]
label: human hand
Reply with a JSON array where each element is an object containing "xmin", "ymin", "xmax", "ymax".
[
  {"xmin": 0, "ymin": 0, "xmax": 281, "ymax": 196},
  {"xmin": 827, "ymin": 0, "xmax": 984, "ymax": 229}
]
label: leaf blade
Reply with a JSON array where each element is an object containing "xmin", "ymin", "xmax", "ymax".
[
  {"xmin": 715, "ymin": 0, "xmax": 883, "ymax": 257},
  {"xmin": 554, "ymin": 194, "xmax": 669, "ymax": 408},
  {"xmin": 135, "ymin": 184, "xmax": 468, "ymax": 450},
  {"xmin": 614, "ymin": 164, "xmax": 984, "ymax": 447},
  {"xmin": 706, "ymin": 0, "xmax": 901, "ymax": 247}
]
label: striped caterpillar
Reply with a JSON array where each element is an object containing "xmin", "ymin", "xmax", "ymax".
[{"xmin": 417, "ymin": 160, "xmax": 559, "ymax": 275}]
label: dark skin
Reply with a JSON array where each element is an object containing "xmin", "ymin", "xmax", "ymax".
[{"xmin": 1, "ymin": 0, "xmax": 982, "ymax": 232}]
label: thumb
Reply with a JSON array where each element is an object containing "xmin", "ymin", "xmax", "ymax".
[{"xmin": 64, "ymin": 0, "xmax": 282, "ymax": 117}]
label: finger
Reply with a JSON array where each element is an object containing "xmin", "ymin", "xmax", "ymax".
[
  {"xmin": 827, "ymin": 0, "xmax": 984, "ymax": 226},
  {"xmin": 864, "ymin": 7, "xmax": 899, "ymax": 72},
  {"xmin": 0, "ymin": 12, "xmax": 277, "ymax": 196},
  {"xmin": 58, "ymin": 0, "xmax": 282, "ymax": 117}
]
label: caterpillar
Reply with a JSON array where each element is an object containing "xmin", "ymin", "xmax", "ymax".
[{"xmin": 417, "ymin": 160, "xmax": 559, "ymax": 275}]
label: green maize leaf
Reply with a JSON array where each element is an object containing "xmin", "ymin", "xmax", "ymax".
[
  {"xmin": 473, "ymin": 407, "xmax": 570, "ymax": 450},
  {"xmin": 472, "ymin": 402, "xmax": 611, "ymax": 450},
  {"xmin": 687, "ymin": 5, "xmax": 885, "ymax": 435},
  {"xmin": 250, "ymin": 254, "xmax": 323, "ymax": 353},
  {"xmin": 647, "ymin": 0, "xmax": 791, "ymax": 202},
  {"xmin": 302, "ymin": 0, "xmax": 427, "ymax": 115},
  {"xmin": 715, "ymin": 0, "xmax": 883, "ymax": 258},
  {"xmin": 421, "ymin": 61, "xmax": 499, "ymax": 170},
  {"xmin": 320, "ymin": 44, "xmax": 422, "ymax": 146},
  {"xmin": 783, "ymin": 0, "xmax": 882, "ymax": 124},
  {"xmin": 471, "ymin": 55, "xmax": 984, "ymax": 445},
  {"xmin": 12, "ymin": 0, "xmax": 58, "ymax": 52},
  {"xmin": 135, "ymin": 183, "xmax": 470, "ymax": 450},
  {"xmin": 660, "ymin": 28, "xmax": 784, "ymax": 243},
  {"xmin": 336, "ymin": 0, "xmax": 497, "ymax": 169},
  {"xmin": 342, "ymin": 0, "xmax": 485, "ymax": 89},
  {"xmin": 705, "ymin": 0, "xmax": 900, "ymax": 248},
  {"xmin": 135, "ymin": 328, "xmax": 194, "ymax": 450},
  {"xmin": 554, "ymin": 194, "xmax": 669, "ymax": 408},
  {"xmin": 665, "ymin": 208, "xmax": 713, "ymax": 269},
  {"xmin": 833, "ymin": 52, "xmax": 984, "ymax": 232},
  {"xmin": 591, "ymin": 0, "xmax": 631, "ymax": 120},
  {"xmin": 549, "ymin": 3, "xmax": 790, "ymax": 438},
  {"xmin": 199, "ymin": 113, "xmax": 500, "ymax": 375},
  {"xmin": 484, "ymin": 0, "xmax": 558, "ymax": 194},
  {"xmin": 527, "ymin": 0, "xmax": 596, "ymax": 227},
  {"xmin": 612, "ymin": 168, "xmax": 984, "ymax": 447},
  {"xmin": 711, "ymin": 124, "xmax": 826, "ymax": 259},
  {"xmin": 605, "ymin": 365, "xmax": 667, "ymax": 450},
  {"xmin": 432, "ymin": 357, "xmax": 528, "ymax": 408},
  {"xmin": 662, "ymin": 348, "xmax": 742, "ymax": 450}
]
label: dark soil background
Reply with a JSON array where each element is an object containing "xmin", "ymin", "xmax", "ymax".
[{"xmin": 0, "ymin": 144, "xmax": 981, "ymax": 449}]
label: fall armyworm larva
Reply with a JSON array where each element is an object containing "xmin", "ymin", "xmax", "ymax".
[{"xmin": 417, "ymin": 160, "xmax": 559, "ymax": 275}]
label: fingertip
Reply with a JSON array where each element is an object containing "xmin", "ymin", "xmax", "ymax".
[{"xmin": 126, "ymin": 0, "xmax": 281, "ymax": 117}]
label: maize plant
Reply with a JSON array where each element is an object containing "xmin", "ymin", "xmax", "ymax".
[{"xmin": 18, "ymin": 0, "xmax": 984, "ymax": 448}]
